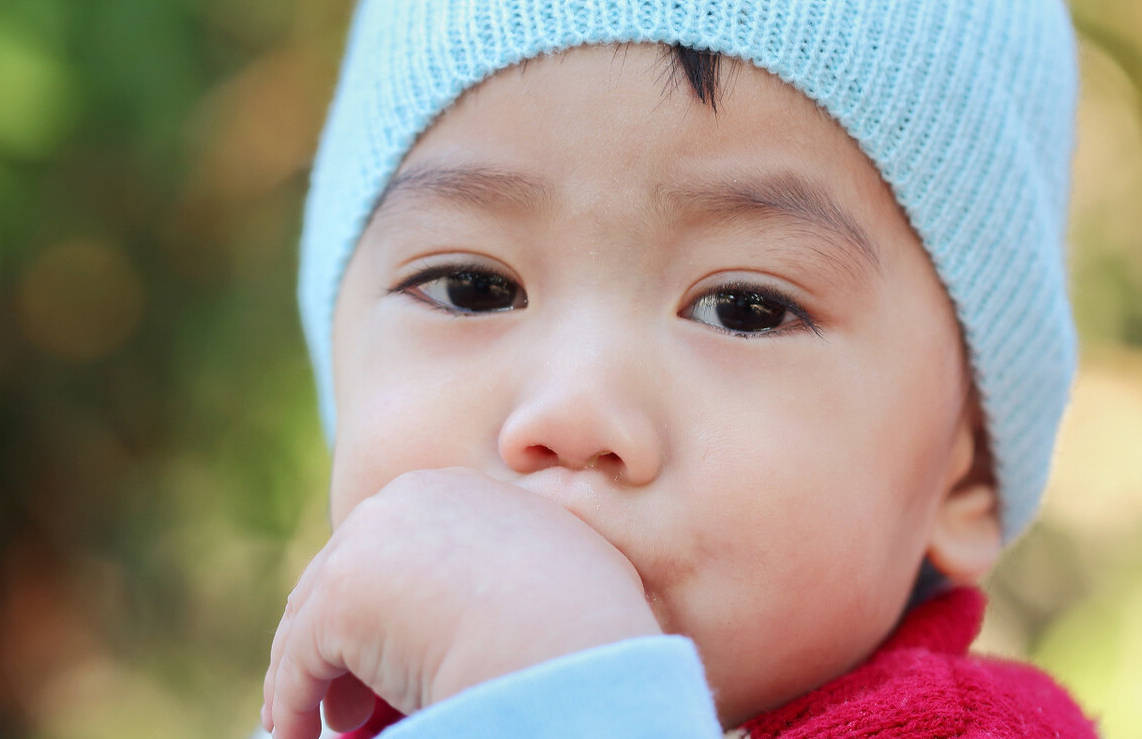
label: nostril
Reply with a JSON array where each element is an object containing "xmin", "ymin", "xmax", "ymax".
[
  {"xmin": 587, "ymin": 451, "xmax": 621, "ymax": 470},
  {"xmin": 526, "ymin": 445, "xmax": 622, "ymax": 471},
  {"xmin": 590, "ymin": 452, "xmax": 626, "ymax": 482},
  {"xmin": 526, "ymin": 445, "xmax": 558, "ymax": 463}
]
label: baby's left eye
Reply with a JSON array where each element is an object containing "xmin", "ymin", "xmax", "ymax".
[
  {"xmin": 682, "ymin": 284, "xmax": 817, "ymax": 338},
  {"xmin": 396, "ymin": 265, "xmax": 528, "ymax": 313}
]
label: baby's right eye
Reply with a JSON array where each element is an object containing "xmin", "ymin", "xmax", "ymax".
[{"xmin": 394, "ymin": 264, "xmax": 528, "ymax": 314}]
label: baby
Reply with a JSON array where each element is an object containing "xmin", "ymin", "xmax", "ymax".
[{"xmin": 261, "ymin": 1, "xmax": 1097, "ymax": 736}]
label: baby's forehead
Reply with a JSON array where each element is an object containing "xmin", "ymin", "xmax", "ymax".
[{"xmin": 379, "ymin": 43, "xmax": 900, "ymax": 248}]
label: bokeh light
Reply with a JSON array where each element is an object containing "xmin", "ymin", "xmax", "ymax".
[{"xmin": 17, "ymin": 240, "xmax": 144, "ymax": 361}]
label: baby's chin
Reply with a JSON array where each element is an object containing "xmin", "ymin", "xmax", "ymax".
[
  {"xmin": 709, "ymin": 635, "xmax": 883, "ymax": 729},
  {"xmin": 692, "ymin": 585, "xmax": 912, "ymax": 729}
]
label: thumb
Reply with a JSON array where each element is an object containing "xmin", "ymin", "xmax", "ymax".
[{"xmin": 323, "ymin": 674, "xmax": 378, "ymax": 733}]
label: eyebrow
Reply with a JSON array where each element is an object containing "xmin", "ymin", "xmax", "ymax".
[
  {"xmin": 654, "ymin": 173, "xmax": 880, "ymax": 274},
  {"xmin": 377, "ymin": 165, "xmax": 553, "ymax": 214},
  {"xmin": 374, "ymin": 164, "xmax": 879, "ymax": 274}
]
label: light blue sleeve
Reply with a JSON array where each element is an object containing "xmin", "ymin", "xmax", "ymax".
[{"xmin": 380, "ymin": 635, "xmax": 722, "ymax": 738}]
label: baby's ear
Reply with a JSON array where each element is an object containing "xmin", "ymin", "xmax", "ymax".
[{"xmin": 926, "ymin": 391, "xmax": 1002, "ymax": 585}]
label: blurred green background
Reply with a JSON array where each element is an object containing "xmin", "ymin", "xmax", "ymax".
[{"xmin": 1, "ymin": 1, "xmax": 1139, "ymax": 737}]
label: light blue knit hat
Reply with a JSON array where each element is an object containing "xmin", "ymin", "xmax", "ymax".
[{"xmin": 298, "ymin": 0, "xmax": 1079, "ymax": 543}]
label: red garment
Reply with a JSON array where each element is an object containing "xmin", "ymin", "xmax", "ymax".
[
  {"xmin": 342, "ymin": 587, "xmax": 1097, "ymax": 738},
  {"xmin": 737, "ymin": 587, "xmax": 1097, "ymax": 737}
]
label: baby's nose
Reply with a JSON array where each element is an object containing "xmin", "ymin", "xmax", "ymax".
[
  {"xmin": 496, "ymin": 336, "xmax": 665, "ymax": 487},
  {"xmin": 499, "ymin": 394, "xmax": 662, "ymax": 486}
]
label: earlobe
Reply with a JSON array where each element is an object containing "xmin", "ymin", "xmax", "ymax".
[
  {"xmin": 927, "ymin": 481, "xmax": 1002, "ymax": 584},
  {"xmin": 926, "ymin": 393, "xmax": 1002, "ymax": 584}
]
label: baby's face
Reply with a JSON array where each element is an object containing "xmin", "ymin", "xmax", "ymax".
[{"xmin": 331, "ymin": 44, "xmax": 978, "ymax": 724}]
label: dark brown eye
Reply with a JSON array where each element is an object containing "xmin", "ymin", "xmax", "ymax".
[
  {"xmin": 685, "ymin": 284, "xmax": 805, "ymax": 337},
  {"xmin": 411, "ymin": 268, "xmax": 526, "ymax": 313}
]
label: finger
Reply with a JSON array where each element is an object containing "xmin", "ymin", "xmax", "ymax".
[
  {"xmin": 270, "ymin": 601, "xmax": 345, "ymax": 739},
  {"xmin": 269, "ymin": 652, "xmax": 326, "ymax": 739},
  {"xmin": 323, "ymin": 673, "xmax": 376, "ymax": 732},
  {"xmin": 263, "ymin": 544, "xmax": 336, "ymax": 730},
  {"xmin": 262, "ymin": 604, "xmax": 295, "ymax": 731}
]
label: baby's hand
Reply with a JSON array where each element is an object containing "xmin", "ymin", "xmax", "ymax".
[{"xmin": 261, "ymin": 467, "xmax": 662, "ymax": 739}]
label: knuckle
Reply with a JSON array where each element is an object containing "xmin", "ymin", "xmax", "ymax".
[
  {"xmin": 358, "ymin": 471, "xmax": 432, "ymax": 520},
  {"xmin": 386, "ymin": 466, "xmax": 483, "ymax": 503},
  {"xmin": 320, "ymin": 545, "xmax": 363, "ymax": 607},
  {"xmin": 284, "ymin": 586, "xmax": 303, "ymax": 618},
  {"xmin": 262, "ymin": 670, "xmax": 275, "ymax": 706},
  {"xmin": 385, "ymin": 468, "xmax": 436, "ymax": 495},
  {"xmin": 312, "ymin": 579, "xmax": 366, "ymax": 663},
  {"xmin": 389, "ymin": 466, "xmax": 470, "ymax": 492}
]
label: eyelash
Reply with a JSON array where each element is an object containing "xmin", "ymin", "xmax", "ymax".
[
  {"xmin": 691, "ymin": 280, "xmax": 822, "ymax": 338},
  {"xmin": 388, "ymin": 262, "xmax": 821, "ymax": 339}
]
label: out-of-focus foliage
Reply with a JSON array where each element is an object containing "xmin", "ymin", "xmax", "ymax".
[
  {"xmin": 0, "ymin": 0, "xmax": 1138, "ymax": 737},
  {"xmin": 1, "ymin": 1, "xmax": 351, "ymax": 736}
]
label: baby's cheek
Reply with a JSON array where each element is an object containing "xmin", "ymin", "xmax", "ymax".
[
  {"xmin": 683, "ymin": 531, "xmax": 900, "ymax": 723},
  {"xmin": 329, "ymin": 386, "xmax": 487, "ymax": 526},
  {"xmin": 653, "ymin": 457, "xmax": 908, "ymax": 714}
]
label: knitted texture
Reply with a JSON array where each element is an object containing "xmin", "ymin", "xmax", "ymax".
[{"xmin": 298, "ymin": 0, "xmax": 1079, "ymax": 542}]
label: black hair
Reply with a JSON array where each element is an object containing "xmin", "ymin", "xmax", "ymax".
[{"xmin": 667, "ymin": 44, "xmax": 724, "ymax": 111}]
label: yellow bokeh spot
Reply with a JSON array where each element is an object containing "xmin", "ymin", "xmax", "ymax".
[{"xmin": 18, "ymin": 240, "xmax": 144, "ymax": 362}]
